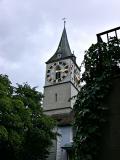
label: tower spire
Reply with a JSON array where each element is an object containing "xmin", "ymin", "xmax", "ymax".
[
  {"xmin": 62, "ymin": 18, "xmax": 66, "ymax": 28},
  {"xmin": 46, "ymin": 21, "xmax": 75, "ymax": 64}
]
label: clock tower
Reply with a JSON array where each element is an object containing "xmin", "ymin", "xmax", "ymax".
[
  {"xmin": 43, "ymin": 24, "xmax": 80, "ymax": 160},
  {"xmin": 43, "ymin": 25, "xmax": 80, "ymax": 116}
]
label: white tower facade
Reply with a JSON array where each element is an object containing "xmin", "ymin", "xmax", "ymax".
[{"xmin": 43, "ymin": 26, "xmax": 80, "ymax": 160}]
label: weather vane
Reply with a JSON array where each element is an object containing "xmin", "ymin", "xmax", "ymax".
[{"xmin": 62, "ymin": 18, "xmax": 67, "ymax": 27}]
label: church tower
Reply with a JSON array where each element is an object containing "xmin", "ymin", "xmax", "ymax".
[{"xmin": 43, "ymin": 23, "xmax": 80, "ymax": 160}]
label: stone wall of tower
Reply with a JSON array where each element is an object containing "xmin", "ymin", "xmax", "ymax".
[
  {"xmin": 43, "ymin": 82, "xmax": 72, "ymax": 115},
  {"xmin": 56, "ymin": 126, "xmax": 73, "ymax": 160},
  {"xmin": 43, "ymin": 82, "xmax": 78, "ymax": 115}
]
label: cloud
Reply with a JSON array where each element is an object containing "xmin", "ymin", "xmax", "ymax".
[{"xmin": 0, "ymin": 0, "xmax": 120, "ymax": 91}]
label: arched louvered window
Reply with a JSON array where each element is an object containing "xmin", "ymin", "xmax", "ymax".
[{"xmin": 56, "ymin": 65, "xmax": 61, "ymax": 79}]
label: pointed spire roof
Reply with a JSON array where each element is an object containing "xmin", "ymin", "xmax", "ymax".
[
  {"xmin": 55, "ymin": 26, "xmax": 72, "ymax": 56},
  {"xmin": 46, "ymin": 26, "xmax": 73, "ymax": 64}
]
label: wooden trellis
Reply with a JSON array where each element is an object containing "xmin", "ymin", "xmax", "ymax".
[{"xmin": 96, "ymin": 26, "xmax": 120, "ymax": 42}]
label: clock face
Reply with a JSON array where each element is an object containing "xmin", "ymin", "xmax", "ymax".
[
  {"xmin": 46, "ymin": 61, "xmax": 69, "ymax": 83},
  {"xmin": 71, "ymin": 63, "xmax": 80, "ymax": 87},
  {"xmin": 74, "ymin": 68, "xmax": 80, "ymax": 86}
]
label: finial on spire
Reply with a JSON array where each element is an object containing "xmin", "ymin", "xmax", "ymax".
[{"xmin": 62, "ymin": 17, "xmax": 66, "ymax": 28}]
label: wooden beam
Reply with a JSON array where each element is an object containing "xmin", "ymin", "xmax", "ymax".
[{"xmin": 96, "ymin": 26, "xmax": 120, "ymax": 36}]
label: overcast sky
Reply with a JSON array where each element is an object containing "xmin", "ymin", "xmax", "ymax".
[{"xmin": 0, "ymin": 0, "xmax": 120, "ymax": 92}]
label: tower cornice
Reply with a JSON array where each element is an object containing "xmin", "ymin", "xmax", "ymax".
[{"xmin": 44, "ymin": 80, "xmax": 80, "ymax": 92}]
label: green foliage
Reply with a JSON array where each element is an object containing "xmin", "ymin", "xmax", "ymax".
[
  {"xmin": 0, "ymin": 74, "xmax": 56, "ymax": 160},
  {"xmin": 73, "ymin": 38, "xmax": 120, "ymax": 160}
]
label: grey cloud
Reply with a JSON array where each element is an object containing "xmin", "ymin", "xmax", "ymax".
[{"xmin": 0, "ymin": 0, "xmax": 120, "ymax": 91}]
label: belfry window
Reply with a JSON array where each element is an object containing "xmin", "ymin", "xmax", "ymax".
[{"xmin": 56, "ymin": 65, "xmax": 61, "ymax": 79}]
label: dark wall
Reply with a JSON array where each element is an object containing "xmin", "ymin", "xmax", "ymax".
[{"xmin": 99, "ymin": 76, "xmax": 120, "ymax": 160}]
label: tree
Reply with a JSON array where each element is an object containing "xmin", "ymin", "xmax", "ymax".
[
  {"xmin": 73, "ymin": 38, "xmax": 120, "ymax": 160},
  {"xmin": 0, "ymin": 74, "xmax": 56, "ymax": 160}
]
